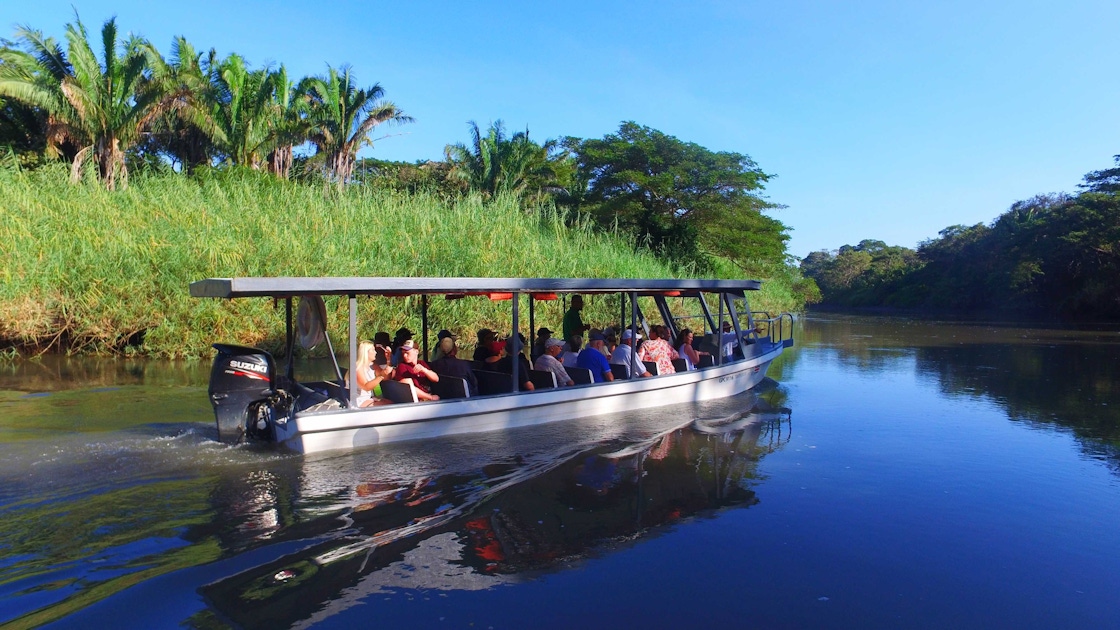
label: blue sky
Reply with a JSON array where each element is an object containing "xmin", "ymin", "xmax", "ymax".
[{"xmin": 10, "ymin": 1, "xmax": 1120, "ymax": 257}]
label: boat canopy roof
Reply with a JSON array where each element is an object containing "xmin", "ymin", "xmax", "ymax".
[{"xmin": 190, "ymin": 277, "xmax": 761, "ymax": 299}]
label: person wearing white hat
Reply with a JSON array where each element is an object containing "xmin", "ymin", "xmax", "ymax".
[
  {"xmin": 533, "ymin": 337, "xmax": 574, "ymax": 387},
  {"xmin": 610, "ymin": 328, "xmax": 651, "ymax": 378}
]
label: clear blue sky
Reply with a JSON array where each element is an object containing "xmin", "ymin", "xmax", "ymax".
[{"xmin": 11, "ymin": 1, "xmax": 1120, "ymax": 257}]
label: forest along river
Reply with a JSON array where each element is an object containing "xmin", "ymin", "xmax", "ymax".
[{"xmin": 1, "ymin": 315, "xmax": 1118, "ymax": 629}]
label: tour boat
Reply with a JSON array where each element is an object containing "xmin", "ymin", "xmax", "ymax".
[{"xmin": 189, "ymin": 277, "xmax": 793, "ymax": 454}]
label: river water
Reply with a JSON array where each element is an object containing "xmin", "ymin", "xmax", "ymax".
[{"xmin": 1, "ymin": 315, "xmax": 1118, "ymax": 629}]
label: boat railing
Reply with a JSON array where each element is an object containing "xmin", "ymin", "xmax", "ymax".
[{"xmin": 751, "ymin": 311, "xmax": 795, "ymax": 348}]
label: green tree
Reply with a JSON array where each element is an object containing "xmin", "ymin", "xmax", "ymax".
[
  {"xmin": 444, "ymin": 120, "xmax": 567, "ymax": 203},
  {"xmin": 1078, "ymin": 155, "xmax": 1120, "ymax": 194},
  {"xmin": 0, "ymin": 95, "xmax": 49, "ymax": 163},
  {"xmin": 210, "ymin": 53, "xmax": 274, "ymax": 168},
  {"xmin": 0, "ymin": 17, "xmax": 200, "ymax": 189},
  {"xmin": 569, "ymin": 122, "xmax": 786, "ymax": 271},
  {"xmin": 264, "ymin": 65, "xmax": 306, "ymax": 180},
  {"xmin": 302, "ymin": 65, "xmax": 411, "ymax": 186},
  {"xmin": 140, "ymin": 36, "xmax": 221, "ymax": 172}
]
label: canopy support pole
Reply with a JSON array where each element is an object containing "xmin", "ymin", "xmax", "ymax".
[
  {"xmin": 285, "ymin": 297, "xmax": 294, "ymax": 380},
  {"xmin": 348, "ymin": 294, "xmax": 357, "ymax": 408},
  {"xmin": 717, "ymin": 293, "xmax": 724, "ymax": 366},
  {"xmin": 511, "ymin": 291, "xmax": 520, "ymax": 392},
  {"xmin": 421, "ymin": 295, "xmax": 429, "ymax": 362}
]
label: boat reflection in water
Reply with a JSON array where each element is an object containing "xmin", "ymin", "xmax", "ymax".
[{"xmin": 200, "ymin": 401, "xmax": 791, "ymax": 627}]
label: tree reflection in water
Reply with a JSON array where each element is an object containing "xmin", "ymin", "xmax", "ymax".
[{"xmin": 198, "ymin": 402, "xmax": 791, "ymax": 628}]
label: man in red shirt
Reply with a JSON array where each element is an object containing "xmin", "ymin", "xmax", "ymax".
[{"xmin": 393, "ymin": 340, "xmax": 440, "ymax": 401}]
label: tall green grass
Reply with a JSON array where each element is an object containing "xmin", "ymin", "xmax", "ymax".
[{"xmin": 0, "ymin": 164, "xmax": 801, "ymax": 357}]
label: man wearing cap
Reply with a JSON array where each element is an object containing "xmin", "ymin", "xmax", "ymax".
[
  {"xmin": 610, "ymin": 329, "xmax": 651, "ymax": 378},
  {"xmin": 531, "ymin": 327, "xmax": 554, "ymax": 362},
  {"xmin": 720, "ymin": 321, "xmax": 741, "ymax": 362},
  {"xmin": 430, "ymin": 329, "xmax": 459, "ymax": 363},
  {"xmin": 576, "ymin": 331, "xmax": 615, "ymax": 383},
  {"xmin": 393, "ymin": 340, "xmax": 440, "ymax": 401},
  {"xmin": 533, "ymin": 337, "xmax": 574, "ymax": 387},
  {"xmin": 473, "ymin": 328, "xmax": 500, "ymax": 367},
  {"xmin": 430, "ymin": 335, "xmax": 478, "ymax": 396}
]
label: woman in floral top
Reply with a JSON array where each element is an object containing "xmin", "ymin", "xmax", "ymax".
[{"xmin": 638, "ymin": 325, "xmax": 679, "ymax": 375}]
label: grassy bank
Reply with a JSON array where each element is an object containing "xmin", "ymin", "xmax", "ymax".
[{"xmin": 0, "ymin": 165, "xmax": 802, "ymax": 358}]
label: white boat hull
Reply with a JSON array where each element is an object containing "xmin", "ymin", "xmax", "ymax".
[{"xmin": 276, "ymin": 344, "xmax": 785, "ymax": 454}]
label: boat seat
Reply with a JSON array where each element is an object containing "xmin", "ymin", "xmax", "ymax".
[
  {"xmin": 697, "ymin": 354, "xmax": 715, "ymax": 369},
  {"xmin": 474, "ymin": 369, "xmax": 514, "ymax": 396},
  {"xmin": 431, "ymin": 374, "xmax": 470, "ymax": 399},
  {"xmin": 672, "ymin": 358, "xmax": 688, "ymax": 372},
  {"xmin": 643, "ymin": 361, "xmax": 659, "ymax": 376},
  {"xmin": 610, "ymin": 363, "xmax": 631, "ymax": 380},
  {"xmin": 568, "ymin": 366, "xmax": 593, "ymax": 385},
  {"xmin": 380, "ymin": 379, "xmax": 418, "ymax": 404},
  {"xmin": 529, "ymin": 369, "xmax": 557, "ymax": 389}
]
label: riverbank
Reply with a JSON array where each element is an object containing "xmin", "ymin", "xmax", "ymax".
[{"xmin": 0, "ymin": 165, "xmax": 805, "ymax": 358}]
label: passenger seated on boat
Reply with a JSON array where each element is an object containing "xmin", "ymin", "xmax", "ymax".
[
  {"xmin": 610, "ymin": 329, "xmax": 652, "ymax": 378},
  {"xmin": 355, "ymin": 341, "xmax": 394, "ymax": 407},
  {"xmin": 473, "ymin": 328, "xmax": 501, "ymax": 368},
  {"xmin": 390, "ymin": 327, "xmax": 414, "ymax": 366},
  {"xmin": 531, "ymin": 327, "xmax": 553, "ymax": 361},
  {"xmin": 720, "ymin": 321, "xmax": 752, "ymax": 361},
  {"xmin": 393, "ymin": 340, "xmax": 440, "ymax": 401},
  {"xmin": 603, "ymin": 327, "xmax": 618, "ymax": 356},
  {"xmin": 674, "ymin": 328, "xmax": 709, "ymax": 371},
  {"xmin": 429, "ymin": 329, "xmax": 458, "ymax": 363},
  {"xmin": 494, "ymin": 333, "xmax": 535, "ymax": 391},
  {"xmin": 587, "ymin": 328, "xmax": 610, "ymax": 359},
  {"xmin": 576, "ymin": 331, "xmax": 615, "ymax": 383},
  {"xmin": 638, "ymin": 325, "xmax": 679, "ymax": 375},
  {"xmin": 561, "ymin": 334, "xmax": 581, "ymax": 367},
  {"xmin": 429, "ymin": 336, "xmax": 479, "ymax": 396},
  {"xmin": 533, "ymin": 337, "xmax": 574, "ymax": 387}
]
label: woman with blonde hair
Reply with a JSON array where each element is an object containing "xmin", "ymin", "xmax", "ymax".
[{"xmin": 355, "ymin": 340, "xmax": 394, "ymax": 407}]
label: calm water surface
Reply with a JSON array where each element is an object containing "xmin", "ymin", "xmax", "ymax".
[{"xmin": 1, "ymin": 315, "xmax": 1119, "ymax": 629}]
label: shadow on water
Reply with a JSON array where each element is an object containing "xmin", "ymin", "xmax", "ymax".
[
  {"xmin": 189, "ymin": 401, "xmax": 791, "ymax": 629},
  {"xmin": 0, "ymin": 361, "xmax": 791, "ymax": 628}
]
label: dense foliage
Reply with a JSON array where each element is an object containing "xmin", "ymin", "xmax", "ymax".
[
  {"xmin": 0, "ymin": 16, "xmax": 808, "ymax": 356},
  {"xmin": 0, "ymin": 17, "xmax": 409, "ymax": 187},
  {"xmin": 801, "ymin": 158, "xmax": 1120, "ymax": 320},
  {"xmin": 564, "ymin": 122, "xmax": 789, "ymax": 274}
]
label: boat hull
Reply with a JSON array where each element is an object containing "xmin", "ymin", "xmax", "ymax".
[{"xmin": 276, "ymin": 344, "xmax": 784, "ymax": 454}]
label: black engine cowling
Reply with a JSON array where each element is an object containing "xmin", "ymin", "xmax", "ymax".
[{"xmin": 208, "ymin": 344, "xmax": 290, "ymax": 443}]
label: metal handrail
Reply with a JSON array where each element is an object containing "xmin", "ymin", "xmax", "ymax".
[{"xmin": 751, "ymin": 311, "xmax": 795, "ymax": 347}]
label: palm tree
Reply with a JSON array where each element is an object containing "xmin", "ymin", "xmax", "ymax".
[
  {"xmin": 445, "ymin": 120, "xmax": 565, "ymax": 201},
  {"xmin": 264, "ymin": 65, "xmax": 306, "ymax": 180},
  {"xmin": 0, "ymin": 17, "xmax": 198, "ymax": 189},
  {"xmin": 210, "ymin": 54, "xmax": 275, "ymax": 168},
  {"xmin": 141, "ymin": 36, "xmax": 221, "ymax": 172},
  {"xmin": 301, "ymin": 65, "xmax": 411, "ymax": 185}
]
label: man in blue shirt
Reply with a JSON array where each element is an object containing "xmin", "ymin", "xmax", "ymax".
[{"xmin": 576, "ymin": 331, "xmax": 615, "ymax": 383}]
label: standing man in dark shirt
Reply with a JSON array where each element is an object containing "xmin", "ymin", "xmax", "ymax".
[{"xmin": 562, "ymin": 295, "xmax": 590, "ymax": 347}]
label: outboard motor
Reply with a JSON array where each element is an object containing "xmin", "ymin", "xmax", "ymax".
[{"xmin": 208, "ymin": 344, "xmax": 292, "ymax": 444}]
